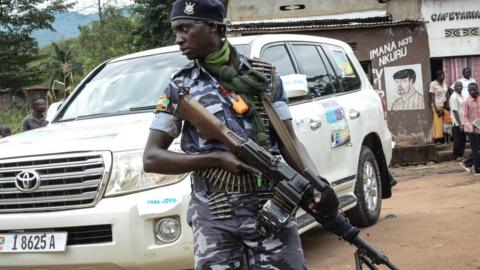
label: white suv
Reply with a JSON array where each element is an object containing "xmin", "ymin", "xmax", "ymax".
[{"xmin": 0, "ymin": 34, "xmax": 393, "ymax": 270}]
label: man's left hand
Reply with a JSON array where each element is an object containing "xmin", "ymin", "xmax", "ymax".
[{"xmin": 308, "ymin": 185, "xmax": 339, "ymax": 217}]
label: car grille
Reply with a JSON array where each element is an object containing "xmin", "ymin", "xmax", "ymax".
[
  {"xmin": 0, "ymin": 152, "xmax": 112, "ymax": 213},
  {"xmin": 0, "ymin": 225, "xmax": 113, "ymax": 246}
]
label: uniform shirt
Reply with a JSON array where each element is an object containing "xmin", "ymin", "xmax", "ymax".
[
  {"xmin": 462, "ymin": 96, "xmax": 480, "ymax": 134},
  {"xmin": 449, "ymin": 91, "xmax": 464, "ymax": 126},
  {"xmin": 22, "ymin": 114, "xmax": 48, "ymax": 131},
  {"xmin": 429, "ymin": 80, "xmax": 447, "ymax": 108},
  {"xmin": 451, "ymin": 77, "xmax": 477, "ymax": 99},
  {"xmin": 150, "ymin": 54, "xmax": 292, "ymax": 154}
]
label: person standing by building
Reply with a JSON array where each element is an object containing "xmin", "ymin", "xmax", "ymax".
[
  {"xmin": 442, "ymin": 100, "xmax": 452, "ymax": 144},
  {"xmin": 22, "ymin": 97, "xmax": 48, "ymax": 131},
  {"xmin": 461, "ymin": 83, "xmax": 480, "ymax": 175},
  {"xmin": 143, "ymin": 0, "xmax": 338, "ymax": 269},
  {"xmin": 451, "ymin": 67, "xmax": 476, "ymax": 99},
  {"xmin": 430, "ymin": 70, "xmax": 448, "ymax": 144},
  {"xmin": 450, "ymin": 81, "xmax": 466, "ymax": 160}
]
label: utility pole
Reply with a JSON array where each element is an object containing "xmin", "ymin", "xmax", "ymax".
[{"xmin": 97, "ymin": 0, "xmax": 106, "ymax": 60}]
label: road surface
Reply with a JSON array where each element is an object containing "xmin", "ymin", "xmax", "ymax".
[{"xmin": 302, "ymin": 161, "xmax": 480, "ymax": 270}]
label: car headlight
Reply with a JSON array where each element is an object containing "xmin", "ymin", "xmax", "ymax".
[{"xmin": 104, "ymin": 149, "xmax": 188, "ymax": 197}]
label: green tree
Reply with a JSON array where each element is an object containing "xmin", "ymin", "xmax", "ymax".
[
  {"xmin": 131, "ymin": 0, "xmax": 175, "ymax": 50},
  {"xmin": 0, "ymin": 0, "xmax": 73, "ymax": 91},
  {"xmin": 47, "ymin": 42, "xmax": 83, "ymax": 100},
  {"xmin": 78, "ymin": 5, "xmax": 136, "ymax": 73}
]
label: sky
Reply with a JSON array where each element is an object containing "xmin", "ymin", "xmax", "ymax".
[{"xmin": 71, "ymin": 0, "xmax": 134, "ymax": 14}]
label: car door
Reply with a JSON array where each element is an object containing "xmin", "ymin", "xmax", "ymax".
[
  {"xmin": 287, "ymin": 42, "xmax": 347, "ymax": 184},
  {"xmin": 320, "ymin": 43, "xmax": 369, "ymax": 183},
  {"xmin": 258, "ymin": 42, "xmax": 332, "ymax": 181}
]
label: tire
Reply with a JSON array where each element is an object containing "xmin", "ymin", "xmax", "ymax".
[{"xmin": 345, "ymin": 146, "xmax": 382, "ymax": 227}]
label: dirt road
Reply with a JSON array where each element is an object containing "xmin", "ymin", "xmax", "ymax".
[{"xmin": 302, "ymin": 161, "xmax": 480, "ymax": 270}]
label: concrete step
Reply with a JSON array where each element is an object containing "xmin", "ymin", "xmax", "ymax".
[
  {"xmin": 436, "ymin": 148, "xmax": 472, "ymax": 162},
  {"xmin": 392, "ymin": 144, "xmax": 436, "ymax": 165},
  {"xmin": 392, "ymin": 143, "xmax": 472, "ymax": 165}
]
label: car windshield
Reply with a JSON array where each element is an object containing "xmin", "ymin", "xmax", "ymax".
[
  {"xmin": 57, "ymin": 43, "xmax": 251, "ymax": 122},
  {"xmin": 58, "ymin": 51, "xmax": 188, "ymax": 121}
]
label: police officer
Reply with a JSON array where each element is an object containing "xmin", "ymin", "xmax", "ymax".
[{"xmin": 143, "ymin": 0, "xmax": 338, "ymax": 268}]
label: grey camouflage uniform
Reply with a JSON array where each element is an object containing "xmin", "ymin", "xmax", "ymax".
[{"xmin": 150, "ymin": 53, "xmax": 307, "ymax": 269}]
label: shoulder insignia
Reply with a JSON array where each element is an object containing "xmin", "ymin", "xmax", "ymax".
[{"xmin": 156, "ymin": 96, "xmax": 170, "ymax": 112}]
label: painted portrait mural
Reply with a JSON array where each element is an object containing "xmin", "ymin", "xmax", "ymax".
[{"xmin": 384, "ymin": 63, "xmax": 425, "ymax": 111}]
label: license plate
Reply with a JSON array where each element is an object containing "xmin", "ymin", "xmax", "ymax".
[{"xmin": 0, "ymin": 232, "xmax": 67, "ymax": 253}]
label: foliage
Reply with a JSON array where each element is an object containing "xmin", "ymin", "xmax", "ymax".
[
  {"xmin": 46, "ymin": 42, "xmax": 83, "ymax": 100},
  {"xmin": 0, "ymin": 106, "xmax": 29, "ymax": 134},
  {"xmin": 0, "ymin": 0, "xmax": 73, "ymax": 92},
  {"xmin": 78, "ymin": 5, "xmax": 137, "ymax": 73},
  {"xmin": 131, "ymin": 0, "xmax": 175, "ymax": 50}
]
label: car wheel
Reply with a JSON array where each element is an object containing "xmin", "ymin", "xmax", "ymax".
[{"xmin": 345, "ymin": 146, "xmax": 382, "ymax": 227}]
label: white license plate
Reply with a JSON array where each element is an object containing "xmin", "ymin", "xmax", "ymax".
[{"xmin": 0, "ymin": 232, "xmax": 67, "ymax": 253}]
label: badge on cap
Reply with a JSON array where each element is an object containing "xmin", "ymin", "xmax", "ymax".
[
  {"xmin": 184, "ymin": 2, "xmax": 195, "ymax": 15},
  {"xmin": 156, "ymin": 96, "xmax": 170, "ymax": 112}
]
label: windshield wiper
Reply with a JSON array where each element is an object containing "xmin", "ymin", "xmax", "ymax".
[
  {"xmin": 129, "ymin": 105, "xmax": 156, "ymax": 111},
  {"xmin": 74, "ymin": 112, "xmax": 116, "ymax": 120},
  {"xmin": 59, "ymin": 106, "xmax": 156, "ymax": 122}
]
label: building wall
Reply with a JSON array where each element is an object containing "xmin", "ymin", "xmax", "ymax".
[
  {"xmin": 226, "ymin": 0, "xmax": 423, "ymax": 22},
  {"xmin": 0, "ymin": 91, "xmax": 26, "ymax": 111},
  {"xmin": 226, "ymin": 0, "xmax": 387, "ymax": 21},
  {"xmin": 421, "ymin": 0, "xmax": 480, "ymax": 58},
  {"xmin": 0, "ymin": 92, "xmax": 13, "ymax": 111},
  {"xmin": 387, "ymin": 0, "xmax": 422, "ymax": 20}
]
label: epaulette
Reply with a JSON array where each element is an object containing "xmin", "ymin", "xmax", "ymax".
[{"xmin": 170, "ymin": 61, "xmax": 196, "ymax": 80}]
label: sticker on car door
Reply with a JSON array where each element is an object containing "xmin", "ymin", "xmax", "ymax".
[
  {"xmin": 294, "ymin": 117, "xmax": 310, "ymax": 134},
  {"xmin": 321, "ymin": 101, "xmax": 351, "ymax": 149}
]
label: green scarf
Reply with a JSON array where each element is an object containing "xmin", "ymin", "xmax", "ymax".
[{"xmin": 203, "ymin": 41, "xmax": 270, "ymax": 149}]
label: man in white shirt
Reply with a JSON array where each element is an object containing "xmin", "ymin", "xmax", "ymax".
[
  {"xmin": 450, "ymin": 67, "xmax": 477, "ymax": 99},
  {"xmin": 449, "ymin": 81, "xmax": 465, "ymax": 160}
]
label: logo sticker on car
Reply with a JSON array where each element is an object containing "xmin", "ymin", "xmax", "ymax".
[
  {"xmin": 137, "ymin": 196, "xmax": 182, "ymax": 217},
  {"xmin": 321, "ymin": 101, "xmax": 352, "ymax": 149}
]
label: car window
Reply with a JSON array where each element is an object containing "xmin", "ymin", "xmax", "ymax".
[
  {"xmin": 291, "ymin": 44, "xmax": 335, "ymax": 98},
  {"xmin": 233, "ymin": 44, "xmax": 251, "ymax": 57},
  {"xmin": 324, "ymin": 45, "xmax": 361, "ymax": 93},
  {"xmin": 261, "ymin": 44, "xmax": 296, "ymax": 76},
  {"xmin": 58, "ymin": 51, "xmax": 188, "ymax": 121}
]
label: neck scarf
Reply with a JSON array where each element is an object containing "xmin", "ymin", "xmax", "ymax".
[{"xmin": 203, "ymin": 40, "xmax": 270, "ymax": 149}]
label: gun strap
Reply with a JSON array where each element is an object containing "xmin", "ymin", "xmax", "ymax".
[
  {"xmin": 250, "ymin": 57, "xmax": 306, "ymax": 172},
  {"xmin": 261, "ymin": 95, "xmax": 306, "ymax": 172}
]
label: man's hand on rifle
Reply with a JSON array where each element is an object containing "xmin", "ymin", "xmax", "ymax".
[
  {"xmin": 215, "ymin": 151, "xmax": 260, "ymax": 175},
  {"xmin": 308, "ymin": 184, "xmax": 339, "ymax": 217}
]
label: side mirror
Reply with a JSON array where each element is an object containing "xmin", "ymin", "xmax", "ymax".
[{"xmin": 281, "ymin": 74, "xmax": 308, "ymax": 99}]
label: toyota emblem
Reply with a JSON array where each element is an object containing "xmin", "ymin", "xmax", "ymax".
[{"xmin": 15, "ymin": 170, "xmax": 41, "ymax": 192}]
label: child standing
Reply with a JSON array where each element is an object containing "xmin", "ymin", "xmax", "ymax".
[{"xmin": 462, "ymin": 82, "xmax": 480, "ymax": 175}]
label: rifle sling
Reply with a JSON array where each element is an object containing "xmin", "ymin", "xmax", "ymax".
[{"xmin": 261, "ymin": 95, "xmax": 306, "ymax": 173}]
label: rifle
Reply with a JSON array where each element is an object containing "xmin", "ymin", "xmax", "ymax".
[{"xmin": 174, "ymin": 82, "xmax": 399, "ymax": 270}]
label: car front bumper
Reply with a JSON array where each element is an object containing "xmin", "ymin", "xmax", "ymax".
[{"xmin": 0, "ymin": 177, "xmax": 194, "ymax": 270}]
